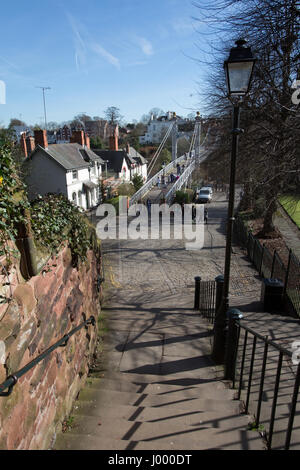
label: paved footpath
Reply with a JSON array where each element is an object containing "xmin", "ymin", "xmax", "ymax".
[{"xmin": 54, "ymin": 192, "xmax": 300, "ymax": 450}]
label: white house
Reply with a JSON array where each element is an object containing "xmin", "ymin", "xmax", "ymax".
[
  {"xmin": 24, "ymin": 130, "xmax": 104, "ymax": 210},
  {"xmin": 94, "ymin": 126, "xmax": 148, "ymax": 182},
  {"xmin": 139, "ymin": 111, "xmax": 177, "ymax": 144}
]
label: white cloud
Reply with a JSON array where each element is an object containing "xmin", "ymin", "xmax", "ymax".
[
  {"xmin": 66, "ymin": 12, "xmax": 87, "ymax": 70},
  {"xmin": 91, "ymin": 43, "xmax": 120, "ymax": 70},
  {"xmin": 66, "ymin": 12, "xmax": 120, "ymax": 71},
  {"xmin": 135, "ymin": 36, "xmax": 154, "ymax": 56}
]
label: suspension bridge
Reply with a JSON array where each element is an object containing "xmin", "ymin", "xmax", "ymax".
[{"xmin": 129, "ymin": 113, "xmax": 212, "ymax": 206}]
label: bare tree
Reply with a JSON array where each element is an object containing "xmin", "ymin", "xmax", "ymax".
[
  {"xmin": 104, "ymin": 106, "xmax": 123, "ymax": 125},
  {"xmin": 194, "ymin": 0, "xmax": 300, "ymax": 235}
]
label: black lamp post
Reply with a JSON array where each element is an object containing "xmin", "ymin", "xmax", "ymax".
[{"xmin": 212, "ymin": 39, "xmax": 256, "ymax": 364}]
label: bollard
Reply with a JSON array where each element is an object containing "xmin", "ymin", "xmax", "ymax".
[
  {"xmin": 194, "ymin": 276, "xmax": 201, "ymax": 310},
  {"xmin": 224, "ymin": 308, "xmax": 243, "ymax": 382},
  {"xmin": 215, "ymin": 275, "xmax": 224, "ymax": 314}
]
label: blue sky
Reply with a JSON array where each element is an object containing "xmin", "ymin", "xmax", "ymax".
[{"xmin": 0, "ymin": 0, "xmax": 210, "ymax": 127}]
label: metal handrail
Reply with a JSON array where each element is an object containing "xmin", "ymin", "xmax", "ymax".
[
  {"xmin": 129, "ymin": 151, "xmax": 194, "ymax": 205},
  {"xmin": 0, "ymin": 315, "xmax": 96, "ymax": 397},
  {"xmin": 165, "ymin": 159, "xmax": 195, "ymax": 203},
  {"xmin": 230, "ymin": 317, "xmax": 300, "ymax": 450}
]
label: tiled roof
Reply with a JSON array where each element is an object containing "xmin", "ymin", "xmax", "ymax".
[
  {"xmin": 93, "ymin": 150, "xmax": 126, "ymax": 173},
  {"xmin": 29, "ymin": 143, "xmax": 105, "ymax": 170},
  {"xmin": 128, "ymin": 146, "xmax": 147, "ymax": 165}
]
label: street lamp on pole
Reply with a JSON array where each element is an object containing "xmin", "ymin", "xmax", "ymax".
[{"xmin": 212, "ymin": 39, "xmax": 256, "ymax": 364}]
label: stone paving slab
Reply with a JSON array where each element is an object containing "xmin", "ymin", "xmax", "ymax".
[{"xmin": 55, "ymin": 191, "xmax": 271, "ymax": 451}]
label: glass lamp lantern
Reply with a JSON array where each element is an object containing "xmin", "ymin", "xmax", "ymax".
[{"xmin": 224, "ymin": 39, "xmax": 256, "ymax": 96}]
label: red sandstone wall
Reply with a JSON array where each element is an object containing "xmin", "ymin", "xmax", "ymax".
[{"xmin": 0, "ymin": 243, "xmax": 100, "ymax": 449}]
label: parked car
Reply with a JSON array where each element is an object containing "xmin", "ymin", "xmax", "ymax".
[
  {"xmin": 201, "ymin": 186, "xmax": 213, "ymax": 195},
  {"xmin": 196, "ymin": 188, "xmax": 212, "ymax": 204}
]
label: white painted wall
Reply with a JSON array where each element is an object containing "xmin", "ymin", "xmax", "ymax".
[
  {"xmin": 26, "ymin": 150, "xmax": 67, "ymax": 200},
  {"xmin": 26, "ymin": 149, "xmax": 102, "ymax": 210}
]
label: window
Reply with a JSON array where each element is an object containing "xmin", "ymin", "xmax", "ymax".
[
  {"xmin": 72, "ymin": 170, "xmax": 78, "ymax": 180},
  {"xmin": 72, "ymin": 192, "xmax": 77, "ymax": 205}
]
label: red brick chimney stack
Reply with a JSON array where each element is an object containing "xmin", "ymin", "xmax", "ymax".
[
  {"xmin": 109, "ymin": 125, "xmax": 119, "ymax": 151},
  {"xmin": 20, "ymin": 133, "xmax": 28, "ymax": 158},
  {"xmin": 34, "ymin": 129, "xmax": 48, "ymax": 149},
  {"xmin": 26, "ymin": 136, "xmax": 35, "ymax": 154},
  {"xmin": 84, "ymin": 133, "xmax": 90, "ymax": 149},
  {"xmin": 70, "ymin": 130, "xmax": 85, "ymax": 147}
]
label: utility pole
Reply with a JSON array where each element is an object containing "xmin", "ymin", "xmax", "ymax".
[{"xmin": 36, "ymin": 86, "xmax": 51, "ymax": 131}]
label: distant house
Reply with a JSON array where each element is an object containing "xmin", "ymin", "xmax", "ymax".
[
  {"xmin": 12, "ymin": 125, "xmax": 33, "ymax": 142},
  {"xmin": 94, "ymin": 126, "xmax": 147, "ymax": 182},
  {"xmin": 139, "ymin": 111, "xmax": 177, "ymax": 144},
  {"xmin": 84, "ymin": 120, "xmax": 113, "ymax": 141},
  {"xmin": 24, "ymin": 130, "xmax": 104, "ymax": 210},
  {"xmin": 56, "ymin": 124, "xmax": 72, "ymax": 143}
]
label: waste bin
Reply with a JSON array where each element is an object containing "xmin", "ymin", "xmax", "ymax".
[{"xmin": 261, "ymin": 278, "xmax": 284, "ymax": 313}]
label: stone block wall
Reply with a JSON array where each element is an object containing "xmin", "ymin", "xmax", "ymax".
[{"xmin": 0, "ymin": 243, "xmax": 101, "ymax": 449}]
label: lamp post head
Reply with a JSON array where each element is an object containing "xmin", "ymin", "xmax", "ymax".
[{"xmin": 224, "ymin": 39, "xmax": 256, "ymax": 97}]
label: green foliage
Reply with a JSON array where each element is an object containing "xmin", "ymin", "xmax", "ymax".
[
  {"xmin": 0, "ymin": 134, "xmax": 30, "ymax": 263},
  {"xmin": 117, "ymin": 182, "xmax": 135, "ymax": 196},
  {"xmin": 160, "ymin": 148, "xmax": 172, "ymax": 165},
  {"xmin": 30, "ymin": 194, "xmax": 91, "ymax": 266},
  {"xmin": 174, "ymin": 190, "xmax": 194, "ymax": 204},
  {"xmin": 0, "ymin": 138, "xmax": 94, "ymax": 270},
  {"xmin": 106, "ymin": 196, "xmax": 121, "ymax": 215},
  {"xmin": 279, "ymin": 194, "xmax": 300, "ymax": 228},
  {"xmin": 90, "ymin": 136, "xmax": 104, "ymax": 150},
  {"xmin": 131, "ymin": 174, "xmax": 144, "ymax": 192}
]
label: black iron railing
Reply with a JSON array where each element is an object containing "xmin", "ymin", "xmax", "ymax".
[
  {"xmin": 194, "ymin": 277, "xmax": 216, "ymax": 323},
  {"xmin": 0, "ymin": 315, "xmax": 96, "ymax": 397},
  {"xmin": 234, "ymin": 216, "xmax": 300, "ymax": 317},
  {"xmin": 225, "ymin": 311, "xmax": 300, "ymax": 450}
]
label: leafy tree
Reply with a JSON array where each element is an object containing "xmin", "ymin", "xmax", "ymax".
[
  {"xmin": 131, "ymin": 174, "xmax": 144, "ymax": 192},
  {"xmin": 90, "ymin": 136, "xmax": 104, "ymax": 149},
  {"xmin": 160, "ymin": 148, "xmax": 172, "ymax": 165}
]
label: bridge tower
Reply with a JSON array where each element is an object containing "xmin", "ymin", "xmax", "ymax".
[
  {"xmin": 195, "ymin": 111, "xmax": 201, "ymax": 159},
  {"xmin": 172, "ymin": 112, "xmax": 178, "ymax": 161}
]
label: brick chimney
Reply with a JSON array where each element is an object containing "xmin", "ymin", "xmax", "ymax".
[
  {"xmin": 70, "ymin": 130, "xmax": 85, "ymax": 147},
  {"xmin": 109, "ymin": 125, "xmax": 119, "ymax": 151},
  {"xmin": 84, "ymin": 132, "xmax": 90, "ymax": 149},
  {"xmin": 26, "ymin": 136, "xmax": 35, "ymax": 155},
  {"xmin": 20, "ymin": 133, "xmax": 28, "ymax": 158},
  {"xmin": 34, "ymin": 129, "xmax": 48, "ymax": 149}
]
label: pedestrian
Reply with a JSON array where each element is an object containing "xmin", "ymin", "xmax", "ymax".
[
  {"xmin": 157, "ymin": 176, "xmax": 160, "ymax": 188},
  {"xmin": 204, "ymin": 207, "xmax": 208, "ymax": 224}
]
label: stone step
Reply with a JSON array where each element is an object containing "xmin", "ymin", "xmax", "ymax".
[
  {"xmin": 85, "ymin": 377, "xmax": 236, "ymax": 400},
  {"xmin": 61, "ymin": 413, "xmax": 254, "ymax": 442},
  {"xmin": 73, "ymin": 400, "xmax": 246, "ymax": 424},
  {"xmin": 96, "ymin": 370, "xmax": 218, "ymax": 385},
  {"xmin": 77, "ymin": 387, "xmax": 241, "ymax": 411},
  {"xmin": 54, "ymin": 426, "xmax": 264, "ymax": 450}
]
